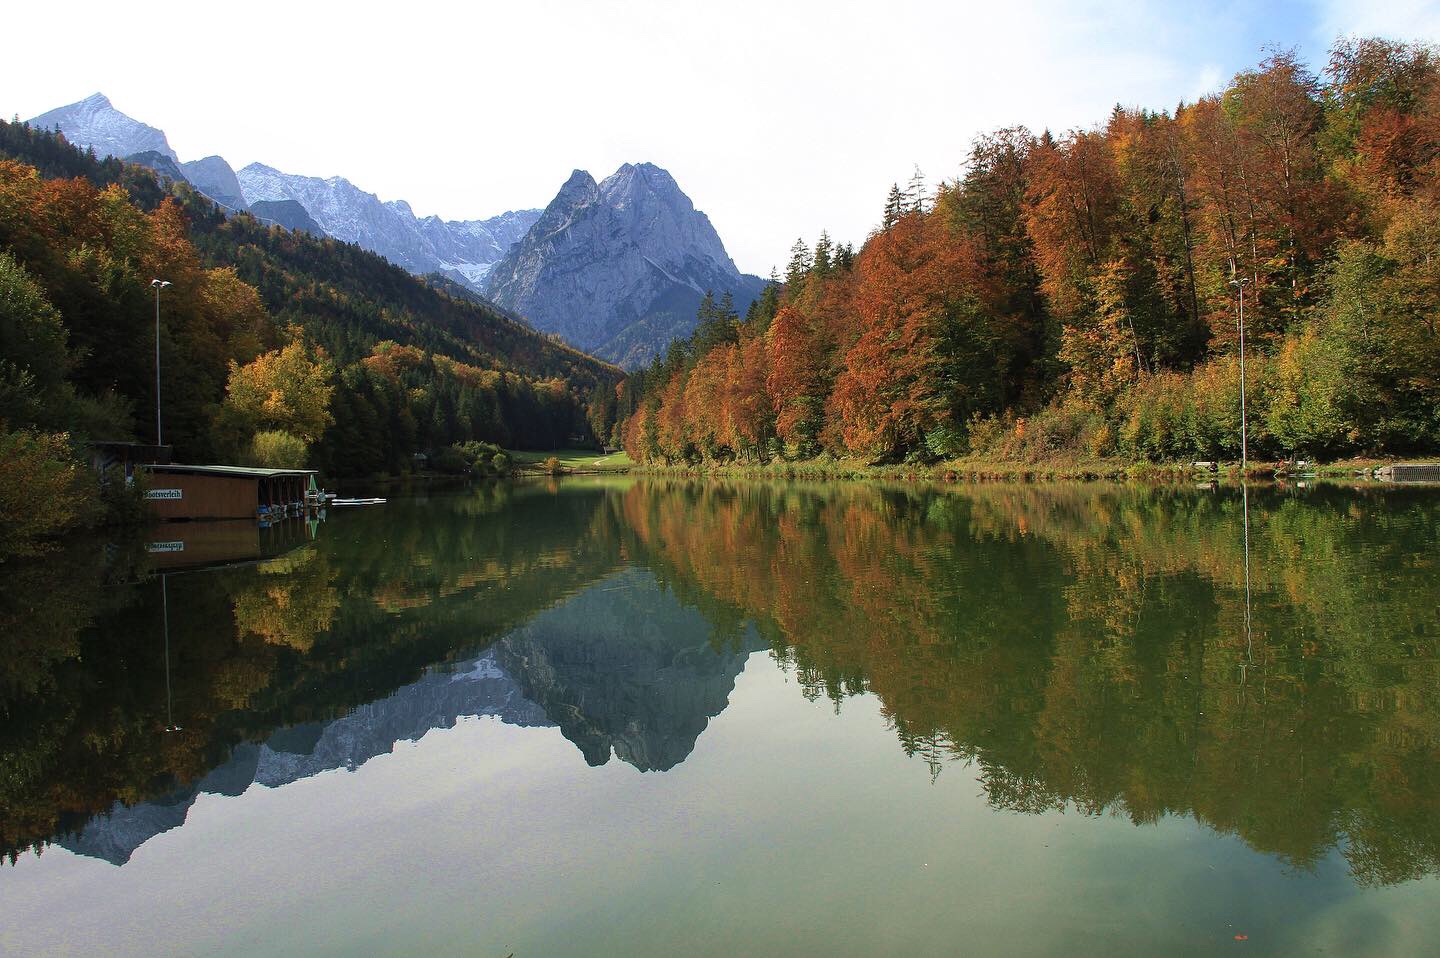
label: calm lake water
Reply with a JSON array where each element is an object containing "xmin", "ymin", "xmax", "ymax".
[{"xmin": 2, "ymin": 478, "xmax": 1439, "ymax": 956}]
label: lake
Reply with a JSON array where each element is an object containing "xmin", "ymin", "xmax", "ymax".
[{"xmin": 2, "ymin": 478, "xmax": 1438, "ymax": 956}]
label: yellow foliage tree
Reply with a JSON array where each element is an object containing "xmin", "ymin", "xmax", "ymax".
[{"xmin": 221, "ymin": 341, "xmax": 335, "ymax": 448}]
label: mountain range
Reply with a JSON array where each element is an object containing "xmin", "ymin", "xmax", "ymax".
[
  {"xmin": 234, "ymin": 162, "xmax": 540, "ymax": 287},
  {"xmin": 29, "ymin": 93, "xmax": 764, "ymax": 366}
]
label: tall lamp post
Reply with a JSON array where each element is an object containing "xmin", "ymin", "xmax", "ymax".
[
  {"xmin": 1228, "ymin": 272, "xmax": 1251, "ymax": 473},
  {"xmin": 151, "ymin": 279, "xmax": 171, "ymax": 446}
]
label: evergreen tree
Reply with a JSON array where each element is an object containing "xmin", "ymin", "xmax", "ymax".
[
  {"xmin": 813, "ymin": 231, "xmax": 834, "ymax": 276},
  {"xmin": 785, "ymin": 238, "xmax": 812, "ymax": 287},
  {"xmin": 907, "ymin": 165, "xmax": 929, "ymax": 214},
  {"xmin": 883, "ymin": 184, "xmax": 905, "ymax": 229}
]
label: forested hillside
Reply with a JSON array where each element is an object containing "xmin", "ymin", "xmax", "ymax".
[
  {"xmin": 0, "ymin": 119, "xmax": 621, "ymax": 491},
  {"xmin": 615, "ymin": 39, "xmax": 1440, "ymax": 466}
]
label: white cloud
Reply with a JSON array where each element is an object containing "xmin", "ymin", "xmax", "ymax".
[
  {"xmin": 1314, "ymin": 0, "xmax": 1440, "ymax": 46},
  {"xmin": 3, "ymin": 0, "xmax": 1435, "ymax": 274}
]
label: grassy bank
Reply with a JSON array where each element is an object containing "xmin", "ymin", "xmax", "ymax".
[
  {"xmin": 510, "ymin": 448, "xmax": 635, "ymax": 475},
  {"xmin": 625, "ymin": 455, "xmax": 1409, "ymax": 485}
]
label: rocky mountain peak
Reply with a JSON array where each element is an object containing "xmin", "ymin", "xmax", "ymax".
[
  {"xmin": 525, "ymin": 169, "xmax": 600, "ymax": 239},
  {"xmin": 29, "ymin": 92, "xmax": 179, "ymax": 163},
  {"xmin": 602, "ymin": 162, "xmax": 688, "ymax": 209},
  {"xmin": 484, "ymin": 162, "xmax": 763, "ymax": 368},
  {"xmin": 560, "ymin": 168, "xmax": 599, "ymax": 193},
  {"xmin": 179, "ymin": 155, "xmax": 247, "ymax": 213}
]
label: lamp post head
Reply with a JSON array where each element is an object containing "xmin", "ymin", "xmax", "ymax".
[
  {"xmin": 151, "ymin": 279, "xmax": 171, "ymax": 289},
  {"xmin": 1228, "ymin": 276, "xmax": 1250, "ymax": 289}
]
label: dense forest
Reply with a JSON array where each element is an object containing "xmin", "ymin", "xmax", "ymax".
[
  {"xmin": 0, "ymin": 120, "xmax": 621, "ymax": 552},
  {"xmin": 612, "ymin": 39, "xmax": 1440, "ymax": 466}
]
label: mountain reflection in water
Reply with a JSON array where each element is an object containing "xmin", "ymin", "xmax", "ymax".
[{"xmin": 2, "ymin": 479, "xmax": 1438, "ymax": 899}]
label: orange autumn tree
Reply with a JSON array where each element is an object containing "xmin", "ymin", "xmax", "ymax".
[
  {"xmin": 832, "ymin": 209, "xmax": 1003, "ymax": 459},
  {"xmin": 765, "ymin": 306, "xmax": 831, "ymax": 454},
  {"xmin": 724, "ymin": 333, "xmax": 774, "ymax": 455}
]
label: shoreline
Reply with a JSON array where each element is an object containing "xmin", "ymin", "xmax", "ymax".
[{"xmin": 619, "ymin": 456, "xmax": 1394, "ymax": 485}]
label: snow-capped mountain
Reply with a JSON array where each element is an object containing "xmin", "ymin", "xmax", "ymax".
[
  {"xmin": 237, "ymin": 163, "xmax": 539, "ymax": 287},
  {"xmin": 27, "ymin": 95, "xmax": 539, "ymax": 291},
  {"xmin": 29, "ymin": 93, "xmax": 177, "ymax": 162},
  {"xmin": 485, "ymin": 163, "xmax": 766, "ymax": 368}
]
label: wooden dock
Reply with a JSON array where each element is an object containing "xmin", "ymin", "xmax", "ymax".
[{"xmin": 1376, "ymin": 463, "xmax": 1440, "ymax": 482}]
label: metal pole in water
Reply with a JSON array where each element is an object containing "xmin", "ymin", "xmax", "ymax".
[
  {"xmin": 162, "ymin": 574, "xmax": 180, "ymax": 732},
  {"xmin": 1242, "ymin": 483, "xmax": 1253, "ymax": 668}
]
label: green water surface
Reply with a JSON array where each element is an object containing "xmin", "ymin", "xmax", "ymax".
[{"xmin": 2, "ymin": 479, "xmax": 1438, "ymax": 956}]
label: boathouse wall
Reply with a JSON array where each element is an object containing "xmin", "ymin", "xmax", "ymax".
[{"xmin": 144, "ymin": 472, "xmax": 260, "ymax": 520}]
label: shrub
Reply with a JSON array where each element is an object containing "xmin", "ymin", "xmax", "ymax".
[
  {"xmin": 249, "ymin": 430, "xmax": 309, "ymax": 468},
  {"xmin": 98, "ymin": 465, "xmax": 150, "ymax": 528},
  {"xmin": 964, "ymin": 399, "xmax": 1111, "ymax": 463},
  {"xmin": 1265, "ymin": 331, "xmax": 1353, "ymax": 457},
  {"xmin": 430, "ymin": 446, "xmax": 469, "ymax": 474},
  {"xmin": 0, "ymin": 429, "xmax": 98, "ymax": 560},
  {"xmin": 1119, "ymin": 357, "xmax": 1272, "ymax": 461}
]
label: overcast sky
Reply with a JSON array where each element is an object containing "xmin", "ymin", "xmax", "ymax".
[{"xmin": 5, "ymin": 0, "xmax": 1438, "ymax": 275}]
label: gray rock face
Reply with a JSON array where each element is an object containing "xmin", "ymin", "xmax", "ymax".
[
  {"xmin": 418, "ymin": 209, "xmax": 539, "ymax": 288},
  {"xmin": 248, "ymin": 198, "xmax": 326, "ymax": 235},
  {"xmin": 29, "ymin": 93, "xmax": 178, "ymax": 162},
  {"xmin": 484, "ymin": 163, "xmax": 765, "ymax": 368},
  {"xmin": 123, "ymin": 150, "xmax": 187, "ymax": 185},
  {"xmin": 180, "ymin": 155, "xmax": 248, "ymax": 212},
  {"xmin": 237, "ymin": 163, "xmax": 539, "ymax": 287},
  {"xmin": 29, "ymin": 94, "xmax": 540, "ymax": 290}
]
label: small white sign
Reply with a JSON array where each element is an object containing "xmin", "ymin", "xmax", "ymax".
[
  {"xmin": 145, "ymin": 488, "xmax": 183, "ymax": 500},
  {"xmin": 147, "ymin": 541, "xmax": 185, "ymax": 553}
]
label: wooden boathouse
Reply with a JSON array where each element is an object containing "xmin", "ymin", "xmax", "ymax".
[{"xmin": 140, "ymin": 464, "xmax": 318, "ymax": 521}]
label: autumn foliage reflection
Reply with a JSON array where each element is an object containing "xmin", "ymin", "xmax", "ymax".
[{"xmin": 619, "ymin": 480, "xmax": 1440, "ymax": 885}]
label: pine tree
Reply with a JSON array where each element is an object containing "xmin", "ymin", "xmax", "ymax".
[
  {"xmin": 907, "ymin": 165, "xmax": 929, "ymax": 214},
  {"xmin": 813, "ymin": 230, "xmax": 833, "ymax": 275},
  {"xmin": 883, "ymin": 184, "xmax": 905, "ymax": 229},
  {"xmin": 786, "ymin": 238, "xmax": 812, "ymax": 287}
]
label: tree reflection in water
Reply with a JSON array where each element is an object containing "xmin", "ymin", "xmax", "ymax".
[
  {"xmin": 619, "ymin": 480, "xmax": 1440, "ymax": 886},
  {"xmin": 2, "ymin": 479, "xmax": 1437, "ymax": 888}
]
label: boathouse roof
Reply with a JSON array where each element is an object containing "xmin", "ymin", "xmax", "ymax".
[{"xmin": 142, "ymin": 463, "xmax": 319, "ymax": 478}]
